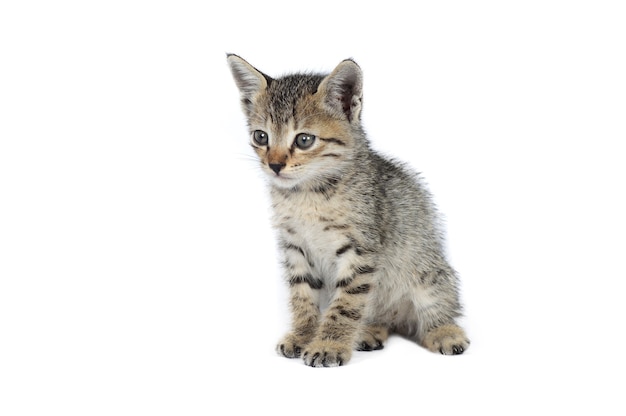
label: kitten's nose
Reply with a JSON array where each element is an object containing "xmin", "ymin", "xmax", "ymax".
[{"xmin": 269, "ymin": 163, "xmax": 285, "ymax": 175}]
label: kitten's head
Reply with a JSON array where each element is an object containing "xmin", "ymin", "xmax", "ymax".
[{"xmin": 227, "ymin": 54, "xmax": 365, "ymax": 189}]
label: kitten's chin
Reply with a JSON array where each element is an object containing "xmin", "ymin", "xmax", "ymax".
[{"xmin": 268, "ymin": 173, "xmax": 300, "ymax": 189}]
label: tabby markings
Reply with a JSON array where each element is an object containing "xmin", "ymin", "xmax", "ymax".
[
  {"xmin": 335, "ymin": 243, "xmax": 352, "ymax": 256},
  {"xmin": 319, "ymin": 137, "xmax": 346, "ymax": 146},
  {"xmin": 344, "ymin": 284, "xmax": 371, "ymax": 295},
  {"xmin": 282, "ymin": 241, "xmax": 305, "ymax": 256},
  {"xmin": 289, "ymin": 274, "xmax": 324, "ymax": 290},
  {"xmin": 335, "ymin": 265, "xmax": 376, "ymax": 288},
  {"xmin": 324, "ymin": 224, "xmax": 349, "ymax": 231},
  {"xmin": 333, "ymin": 305, "xmax": 362, "ymax": 321}
]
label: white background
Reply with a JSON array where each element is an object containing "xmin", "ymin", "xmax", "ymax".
[{"xmin": 1, "ymin": 1, "xmax": 625, "ymax": 415}]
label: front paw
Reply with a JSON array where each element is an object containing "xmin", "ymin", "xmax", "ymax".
[
  {"xmin": 302, "ymin": 340, "xmax": 352, "ymax": 367},
  {"xmin": 276, "ymin": 333, "xmax": 310, "ymax": 358}
]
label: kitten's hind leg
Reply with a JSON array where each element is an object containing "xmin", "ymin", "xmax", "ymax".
[
  {"xmin": 413, "ymin": 268, "xmax": 470, "ymax": 355},
  {"xmin": 422, "ymin": 323, "xmax": 470, "ymax": 355},
  {"xmin": 356, "ymin": 325, "xmax": 388, "ymax": 351}
]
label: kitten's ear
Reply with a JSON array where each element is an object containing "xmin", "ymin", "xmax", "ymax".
[
  {"xmin": 226, "ymin": 54, "xmax": 272, "ymax": 108},
  {"xmin": 318, "ymin": 59, "xmax": 363, "ymax": 123}
]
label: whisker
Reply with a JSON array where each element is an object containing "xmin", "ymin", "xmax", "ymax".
[{"xmin": 234, "ymin": 153, "xmax": 260, "ymax": 163}]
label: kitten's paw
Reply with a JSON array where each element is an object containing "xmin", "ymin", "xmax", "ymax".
[
  {"xmin": 302, "ymin": 340, "xmax": 352, "ymax": 367},
  {"xmin": 276, "ymin": 333, "xmax": 310, "ymax": 358},
  {"xmin": 423, "ymin": 324, "xmax": 470, "ymax": 355},
  {"xmin": 356, "ymin": 325, "xmax": 388, "ymax": 351}
]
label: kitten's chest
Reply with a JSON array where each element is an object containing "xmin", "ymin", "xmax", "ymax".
[{"xmin": 272, "ymin": 191, "xmax": 350, "ymax": 271}]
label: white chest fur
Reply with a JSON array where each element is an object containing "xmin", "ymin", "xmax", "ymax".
[{"xmin": 271, "ymin": 189, "xmax": 351, "ymax": 284}]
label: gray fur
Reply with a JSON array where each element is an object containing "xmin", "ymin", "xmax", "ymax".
[{"xmin": 227, "ymin": 54, "xmax": 469, "ymax": 366}]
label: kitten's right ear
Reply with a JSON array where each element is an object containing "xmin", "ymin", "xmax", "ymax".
[
  {"xmin": 318, "ymin": 59, "xmax": 363, "ymax": 123},
  {"xmin": 226, "ymin": 54, "xmax": 272, "ymax": 106}
]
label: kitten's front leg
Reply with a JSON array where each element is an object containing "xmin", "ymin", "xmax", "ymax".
[
  {"xmin": 302, "ymin": 261, "xmax": 375, "ymax": 367},
  {"xmin": 276, "ymin": 241, "xmax": 322, "ymax": 359},
  {"xmin": 277, "ymin": 280, "xmax": 321, "ymax": 358}
]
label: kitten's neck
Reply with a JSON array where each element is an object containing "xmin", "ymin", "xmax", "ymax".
[{"xmin": 270, "ymin": 173, "xmax": 343, "ymax": 199}]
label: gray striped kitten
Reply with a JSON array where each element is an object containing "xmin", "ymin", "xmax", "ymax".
[{"xmin": 227, "ymin": 54, "xmax": 469, "ymax": 367}]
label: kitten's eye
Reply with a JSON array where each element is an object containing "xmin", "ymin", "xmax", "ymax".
[
  {"xmin": 295, "ymin": 133, "xmax": 316, "ymax": 149},
  {"xmin": 253, "ymin": 130, "xmax": 269, "ymax": 146}
]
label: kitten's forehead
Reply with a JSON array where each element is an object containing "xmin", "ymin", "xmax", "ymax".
[{"xmin": 265, "ymin": 73, "xmax": 325, "ymax": 124}]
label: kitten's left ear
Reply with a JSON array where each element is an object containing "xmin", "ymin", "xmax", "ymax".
[{"xmin": 318, "ymin": 59, "xmax": 363, "ymax": 123}]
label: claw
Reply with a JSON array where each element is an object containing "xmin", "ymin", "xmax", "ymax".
[
  {"xmin": 310, "ymin": 352, "xmax": 320, "ymax": 367},
  {"xmin": 321, "ymin": 352, "xmax": 329, "ymax": 367},
  {"xmin": 358, "ymin": 341, "xmax": 373, "ymax": 351}
]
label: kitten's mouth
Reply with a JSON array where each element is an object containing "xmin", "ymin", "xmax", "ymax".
[
  {"xmin": 272, "ymin": 173, "xmax": 293, "ymax": 181},
  {"xmin": 269, "ymin": 172, "xmax": 299, "ymax": 186}
]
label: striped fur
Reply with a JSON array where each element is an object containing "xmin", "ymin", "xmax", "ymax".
[{"xmin": 228, "ymin": 54, "xmax": 469, "ymax": 367}]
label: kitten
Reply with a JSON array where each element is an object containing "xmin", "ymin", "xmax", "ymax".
[{"xmin": 227, "ymin": 54, "xmax": 470, "ymax": 367}]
